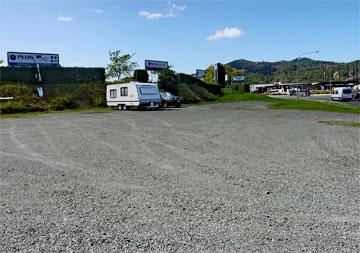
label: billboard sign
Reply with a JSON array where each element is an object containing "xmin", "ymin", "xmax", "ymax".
[
  {"xmin": 233, "ymin": 76, "xmax": 245, "ymax": 82},
  {"xmin": 7, "ymin": 52, "xmax": 60, "ymax": 67},
  {"xmin": 196, "ymin": 69, "xmax": 206, "ymax": 78},
  {"xmin": 145, "ymin": 60, "xmax": 168, "ymax": 71},
  {"xmin": 214, "ymin": 63, "xmax": 226, "ymax": 85}
]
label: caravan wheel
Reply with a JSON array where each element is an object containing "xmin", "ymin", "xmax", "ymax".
[{"xmin": 122, "ymin": 104, "xmax": 127, "ymax": 110}]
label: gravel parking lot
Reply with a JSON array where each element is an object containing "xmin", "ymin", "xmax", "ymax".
[{"xmin": 1, "ymin": 103, "xmax": 359, "ymax": 252}]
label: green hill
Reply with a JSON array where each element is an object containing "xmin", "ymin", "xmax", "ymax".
[{"xmin": 226, "ymin": 58, "xmax": 360, "ymax": 84}]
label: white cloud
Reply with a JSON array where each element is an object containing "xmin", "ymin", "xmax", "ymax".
[
  {"xmin": 207, "ymin": 27, "xmax": 245, "ymax": 41},
  {"xmin": 139, "ymin": 10, "xmax": 163, "ymax": 20},
  {"xmin": 93, "ymin": 9, "xmax": 104, "ymax": 14},
  {"xmin": 57, "ymin": 16, "xmax": 73, "ymax": 22},
  {"xmin": 139, "ymin": 2, "xmax": 186, "ymax": 20},
  {"xmin": 165, "ymin": 3, "xmax": 186, "ymax": 17},
  {"xmin": 171, "ymin": 3, "xmax": 186, "ymax": 12}
]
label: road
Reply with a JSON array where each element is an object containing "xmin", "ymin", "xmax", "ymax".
[
  {"xmin": 1, "ymin": 103, "xmax": 359, "ymax": 252},
  {"xmin": 270, "ymin": 94, "xmax": 360, "ymax": 106}
]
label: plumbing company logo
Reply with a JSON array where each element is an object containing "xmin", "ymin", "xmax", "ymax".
[{"xmin": 9, "ymin": 54, "xmax": 17, "ymax": 61}]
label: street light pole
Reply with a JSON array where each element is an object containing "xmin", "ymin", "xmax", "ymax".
[{"xmin": 296, "ymin": 50, "xmax": 320, "ymax": 99}]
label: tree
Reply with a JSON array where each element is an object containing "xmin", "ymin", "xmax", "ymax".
[
  {"xmin": 0, "ymin": 59, "xmax": 4, "ymax": 65},
  {"xmin": 106, "ymin": 50, "xmax": 138, "ymax": 81},
  {"xmin": 203, "ymin": 65, "xmax": 214, "ymax": 84},
  {"xmin": 158, "ymin": 68, "xmax": 178, "ymax": 94},
  {"xmin": 133, "ymin": 69, "xmax": 149, "ymax": 83}
]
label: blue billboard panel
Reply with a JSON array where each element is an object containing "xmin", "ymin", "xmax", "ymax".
[{"xmin": 7, "ymin": 52, "xmax": 60, "ymax": 67}]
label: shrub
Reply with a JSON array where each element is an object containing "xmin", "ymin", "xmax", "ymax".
[
  {"xmin": 178, "ymin": 83, "xmax": 201, "ymax": 103},
  {"xmin": 0, "ymin": 67, "xmax": 105, "ymax": 84},
  {"xmin": 311, "ymin": 89, "xmax": 333, "ymax": 94},
  {"xmin": 133, "ymin": 69, "xmax": 149, "ymax": 83},
  {"xmin": 190, "ymin": 85, "xmax": 217, "ymax": 101},
  {"xmin": 0, "ymin": 83, "xmax": 32, "ymax": 98},
  {"xmin": 158, "ymin": 68, "xmax": 178, "ymax": 94},
  {"xmin": 0, "ymin": 100, "xmax": 46, "ymax": 114},
  {"xmin": 49, "ymin": 95, "xmax": 77, "ymax": 110}
]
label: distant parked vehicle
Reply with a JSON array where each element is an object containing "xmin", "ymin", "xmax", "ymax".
[
  {"xmin": 106, "ymin": 82, "xmax": 161, "ymax": 110},
  {"xmin": 289, "ymin": 87, "xmax": 300, "ymax": 96},
  {"xmin": 352, "ymin": 85, "xmax": 360, "ymax": 100},
  {"xmin": 159, "ymin": 91, "xmax": 183, "ymax": 108},
  {"xmin": 268, "ymin": 87, "xmax": 285, "ymax": 95},
  {"xmin": 331, "ymin": 87, "xmax": 353, "ymax": 102},
  {"xmin": 289, "ymin": 87, "xmax": 310, "ymax": 96}
]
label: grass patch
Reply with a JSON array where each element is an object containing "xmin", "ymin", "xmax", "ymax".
[
  {"xmin": 318, "ymin": 120, "xmax": 360, "ymax": 127},
  {"xmin": 0, "ymin": 106, "xmax": 111, "ymax": 119},
  {"xmin": 269, "ymin": 99, "xmax": 359, "ymax": 113},
  {"xmin": 206, "ymin": 91, "xmax": 360, "ymax": 114}
]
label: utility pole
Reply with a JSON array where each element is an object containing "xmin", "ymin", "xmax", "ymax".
[{"xmin": 296, "ymin": 51, "xmax": 320, "ymax": 99}]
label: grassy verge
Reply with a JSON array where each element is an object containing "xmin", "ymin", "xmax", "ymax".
[
  {"xmin": 0, "ymin": 106, "xmax": 111, "ymax": 119},
  {"xmin": 204, "ymin": 91, "xmax": 359, "ymax": 114},
  {"xmin": 1, "ymin": 92, "xmax": 359, "ymax": 118},
  {"xmin": 318, "ymin": 120, "xmax": 360, "ymax": 127}
]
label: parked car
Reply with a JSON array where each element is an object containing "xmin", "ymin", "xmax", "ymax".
[
  {"xmin": 159, "ymin": 91, "xmax": 183, "ymax": 108},
  {"xmin": 331, "ymin": 87, "xmax": 353, "ymax": 102},
  {"xmin": 289, "ymin": 87, "xmax": 310, "ymax": 96}
]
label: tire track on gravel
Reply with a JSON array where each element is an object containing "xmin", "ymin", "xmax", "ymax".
[
  {"xmin": 7, "ymin": 125, "xmax": 86, "ymax": 172},
  {"xmin": 65, "ymin": 118, "xmax": 184, "ymax": 180},
  {"xmin": 311, "ymin": 134, "xmax": 359, "ymax": 167}
]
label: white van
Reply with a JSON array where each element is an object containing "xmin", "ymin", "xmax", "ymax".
[
  {"xmin": 331, "ymin": 87, "xmax": 353, "ymax": 102},
  {"xmin": 106, "ymin": 82, "xmax": 161, "ymax": 110}
]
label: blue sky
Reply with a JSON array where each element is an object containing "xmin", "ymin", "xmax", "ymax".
[{"xmin": 1, "ymin": 0, "xmax": 359, "ymax": 73}]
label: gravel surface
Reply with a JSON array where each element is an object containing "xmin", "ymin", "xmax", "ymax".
[{"xmin": 1, "ymin": 103, "xmax": 359, "ymax": 252}]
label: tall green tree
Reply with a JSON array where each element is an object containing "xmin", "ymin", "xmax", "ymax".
[
  {"xmin": 158, "ymin": 68, "xmax": 178, "ymax": 94},
  {"xmin": 106, "ymin": 50, "xmax": 138, "ymax": 81},
  {"xmin": 203, "ymin": 65, "xmax": 214, "ymax": 84}
]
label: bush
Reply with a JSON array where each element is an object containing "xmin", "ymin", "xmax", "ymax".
[
  {"xmin": 190, "ymin": 85, "xmax": 217, "ymax": 101},
  {"xmin": 49, "ymin": 95, "xmax": 77, "ymax": 110},
  {"xmin": 0, "ymin": 100, "xmax": 46, "ymax": 114},
  {"xmin": 133, "ymin": 69, "xmax": 149, "ymax": 83},
  {"xmin": 0, "ymin": 83, "xmax": 32, "ymax": 98},
  {"xmin": 311, "ymin": 89, "xmax": 333, "ymax": 94},
  {"xmin": 158, "ymin": 68, "xmax": 178, "ymax": 94},
  {"xmin": 178, "ymin": 83, "xmax": 201, "ymax": 103},
  {"xmin": 0, "ymin": 82, "xmax": 106, "ymax": 114},
  {"xmin": 0, "ymin": 67, "xmax": 105, "ymax": 84}
]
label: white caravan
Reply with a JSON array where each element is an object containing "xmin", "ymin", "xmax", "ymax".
[
  {"xmin": 106, "ymin": 82, "xmax": 161, "ymax": 110},
  {"xmin": 331, "ymin": 87, "xmax": 353, "ymax": 102}
]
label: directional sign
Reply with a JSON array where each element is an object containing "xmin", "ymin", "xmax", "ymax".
[
  {"xmin": 233, "ymin": 76, "xmax": 245, "ymax": 81},
  {"xmin": 196, "ymin": 69, "xmax": 206, "ymax": 78},
  {"xmin": 145, "ymin": 60, "xmax": 168, "ymax": 71}
]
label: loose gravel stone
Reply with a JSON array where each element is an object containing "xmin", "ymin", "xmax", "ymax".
[{"xmin": 0, "ymin": 103, "xmax": 359, "ymax": 252}]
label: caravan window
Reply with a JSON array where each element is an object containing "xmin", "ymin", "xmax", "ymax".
[
  {"xmin": 120, "ymin": 87, "xmax": 128, "ymax": 96},
  {"xmin": 110, "ymin": 89, "xmax": 117, "ymax": 98},
  {"xmin": 140, "ymin": 87, "xmax": 157, "ymax": 95}
]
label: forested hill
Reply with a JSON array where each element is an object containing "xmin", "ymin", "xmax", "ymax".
[{"xmin": 226, "ymin": 58, "xmax": 360, "ymax": 84}]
